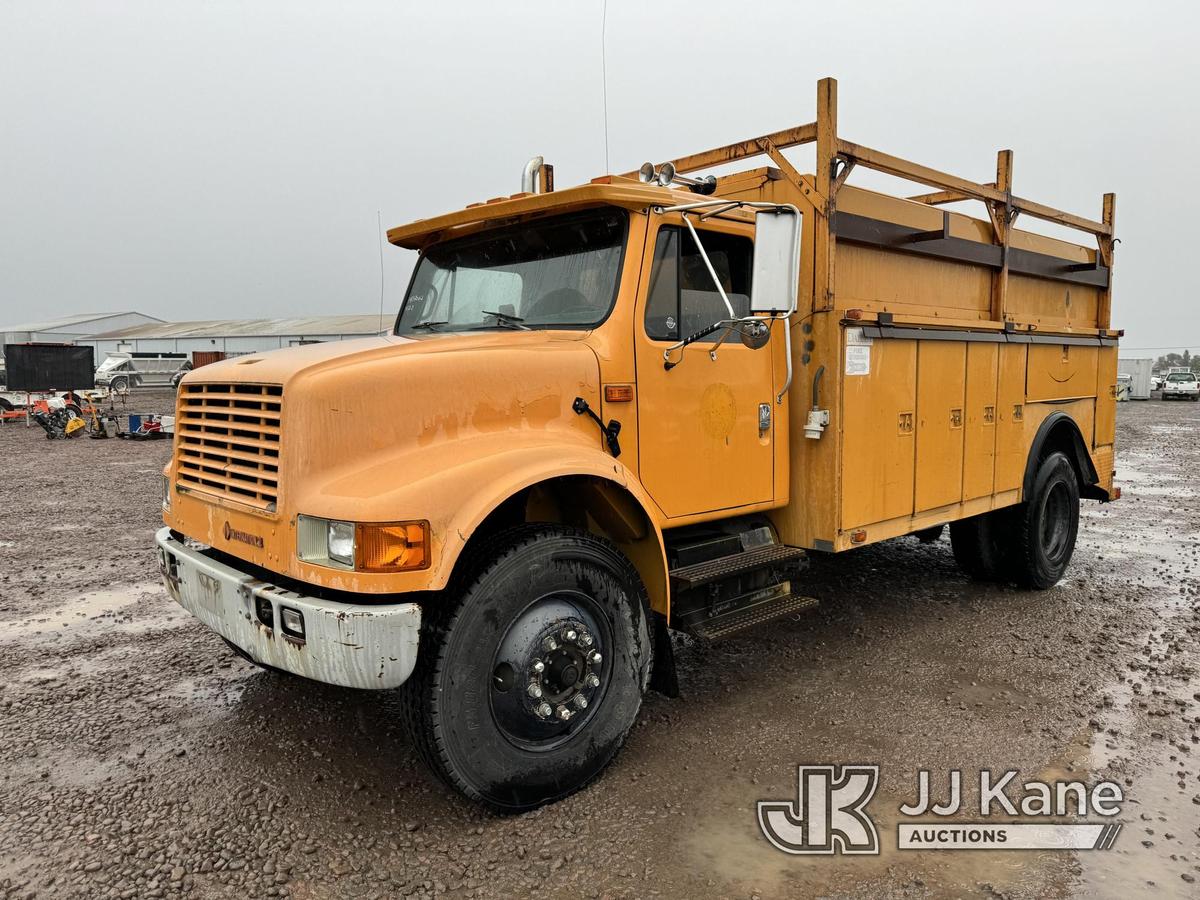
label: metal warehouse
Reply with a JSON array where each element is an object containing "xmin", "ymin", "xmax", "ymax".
[
  {"xmin": 81, "ymin": 315, "xmax": 388, "ymax": 359},
  {"xmin": 1, "ymin": 311, "xmax": 164, "ymax": 346}
]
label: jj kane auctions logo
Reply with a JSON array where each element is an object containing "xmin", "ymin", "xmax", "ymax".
[{"xmin": 758, "ymin": 766, "xmax": 1123, "ymax": 854}]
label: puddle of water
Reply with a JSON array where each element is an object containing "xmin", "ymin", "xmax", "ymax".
[{"xmin": 0, "ymin": 581, "xmax": 185, "ymax": 642}]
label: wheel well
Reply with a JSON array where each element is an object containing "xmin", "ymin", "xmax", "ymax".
[
  {"xmin": 1024, "ymin": 414, "xmax": 1101, "ymax": 501},
  {"xmin": 458, "ymin": 476, "xmax": 668, "ymax": 615}
]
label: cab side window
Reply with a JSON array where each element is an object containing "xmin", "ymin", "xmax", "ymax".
[{"xmin": 644, "ymin": 226, "xmax": 753, "ymax": 342}]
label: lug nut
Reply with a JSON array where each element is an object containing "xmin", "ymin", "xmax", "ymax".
[
  {"xmin": 578, "ymin": 632, "xmax": 593, "ymax": 647},
  {"xmin": 531, "ymin": 660, "xmax": 545, "ymax": 674},
  {"xmin": 556, "ymin": 705, "xmax": 572, "ymax": 721},
  {"xmin": 527, "ymin": 683, "xmax": 543, "ymax": 699},
  {"xmin": 543, "ymin": 637, "xmax": 557, "ymax": 652},
  {"xmin": 588, "ymin": 651, "xmax": 602, "ymax": 665},
  {"xmin": 585, "ymin": 673, "xmax": 600, "ymax": 688},
  {"xmin": 564, "ymin": 628, "xmax": 578, "ymax": 642},
  {"xmin": 574, "ymin": 695, "xmax": 588, "ymax": 710},
  {"xmin": 535, "ymin": 702, "xmax": 552, "ymax": 718}
]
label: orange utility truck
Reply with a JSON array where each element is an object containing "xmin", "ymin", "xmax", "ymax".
[{"xmin": 158, "ymin": 78, "xmax": 1119, "ymax": 811}]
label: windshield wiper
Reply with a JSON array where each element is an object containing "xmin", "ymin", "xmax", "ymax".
[
  {"xmin": 409, "ymin": 320, "xmax": 448, "ymax": 331},
  {"xmin": 479, "ymin": 310, "xmax": 530, "ymax": 330}
]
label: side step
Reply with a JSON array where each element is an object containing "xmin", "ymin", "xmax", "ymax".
[
  {"xmin": 669, "ymin": 544, "xmax": 807, "ymax": 590},
  {"xmin": 688, "ymin": 586, "xmax": 819, "ymax": 643}
]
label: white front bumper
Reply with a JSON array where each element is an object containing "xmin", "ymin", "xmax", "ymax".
[{"xmin": 156, "ymin": 527, "xmax": 421, "ymax": 689}]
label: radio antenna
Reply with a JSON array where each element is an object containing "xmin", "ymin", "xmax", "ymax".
[
  {"xmin": 601, "ymin": 0, "xmax": 610, "ymax": 173},
  {"xmin": 376, "ymin": 209, "xmax": 386, "ymax": 333}
]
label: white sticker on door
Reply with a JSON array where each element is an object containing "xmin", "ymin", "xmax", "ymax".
[{"xmin": 846, "ymin": 344, "xmax": 871, "ymax": 376}]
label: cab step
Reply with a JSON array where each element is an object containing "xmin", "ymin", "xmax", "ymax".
[
  {"xmin": 687, "ymin": 586, "xmax": 819, "ymax": 643},
  {"xmin": 669, "ymin": 544, "xmax": 807, "ymax": 590}
]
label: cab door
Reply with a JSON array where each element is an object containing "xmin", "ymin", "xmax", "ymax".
[{"xmin": 633, "ymin": 218, "xmax": 776, "ymax": 519}]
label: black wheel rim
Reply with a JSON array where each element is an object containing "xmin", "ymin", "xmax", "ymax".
[
  {"xmin": 488, "ymin": 590, "xmax": 612, "ymax": 752},
  {"xmin": 1039, "ymin": 481, "xmax": 1071, "ymax": 562}
]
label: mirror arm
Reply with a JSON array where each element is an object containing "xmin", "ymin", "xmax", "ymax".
[
  {"xmin": 662, "ymin": 321, "xmax": 728, "ymax": 370},
  {"xmin": 680, "ymin": 216, "xmax": 736, "ymax": 319},
  {"xmin": 778, "ymin": 319, "xmax": 793, "ymax": 404}
]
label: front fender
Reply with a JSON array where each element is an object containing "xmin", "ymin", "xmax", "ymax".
[{"xmin": 291, "ymin": 434, "xmax": 670, "ymax": 609}]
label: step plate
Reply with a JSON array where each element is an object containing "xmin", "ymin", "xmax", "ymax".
[
  {"xmin": 689, "ymin": 591, "xmax": 819, "ymax": 643},
  {"xmin": 669, "ymin": 544, "xmax": 806, "ymax": 590}
]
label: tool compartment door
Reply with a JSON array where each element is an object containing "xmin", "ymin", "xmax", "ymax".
[
  {"xmin": 914, "ymin": 342, "xmax": 966, "ymax": 512},
  {"xmin": 962, "ymin": 342, "xmax": 999, "ymax": 501},
  {"xmin": 840, "ymin": 329, "xmax": 915, "ymax": 529}
]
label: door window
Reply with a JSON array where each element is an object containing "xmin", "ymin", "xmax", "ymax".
[{"xmin": 644, "ymin": 226, "xmax": 753, "ymax": 342}]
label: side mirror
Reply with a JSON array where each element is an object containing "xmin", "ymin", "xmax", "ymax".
[{"xmin": 749, "ymin": 207, "xmax": 801, "ymax": 315}]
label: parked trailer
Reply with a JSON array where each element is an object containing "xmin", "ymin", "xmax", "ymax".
[
  {"xmin": 157, "ymin": 78, "xmax": 1119, "ymax": 812},
  {"xmin": 1118, "ymin": 358, "xmax": 1152, "ymax": 399}
]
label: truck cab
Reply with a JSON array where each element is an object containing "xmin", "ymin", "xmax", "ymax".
[{"xmin": 158, "ymin": 78, "xmax": 1119, "ymax": 811}]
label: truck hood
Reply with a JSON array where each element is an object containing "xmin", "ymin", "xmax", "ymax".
[
  {"xmin": 180, "ymin": 330, "xmax": 605, "ymax": 508},
  {"xmin": 185, "ymin": 331, "xmax": 589, "ymax": 388}
]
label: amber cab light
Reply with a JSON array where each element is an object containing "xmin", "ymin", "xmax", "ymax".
[
  {"xmin": 355, "ymin": 521, "xmax": 430, "ymax": 572},
  {"xmin": 605, "ymin": 384, "xmax": 634, "ymax": 403}
]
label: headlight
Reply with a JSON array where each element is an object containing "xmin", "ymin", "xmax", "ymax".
[
  {"xmin": 327, "ymin": 520, "xmax": 355, "ymax": 566},
  {"xmin": 297, "ymin": 516, "xmax": 430, "ymax": 572}
]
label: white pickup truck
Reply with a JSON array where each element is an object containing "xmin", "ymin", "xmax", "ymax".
[{"xmin": 1162, "ymin": 371, "xmax": 1200, "ymax": 400}]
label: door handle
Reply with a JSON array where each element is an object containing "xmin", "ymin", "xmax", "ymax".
[{"xmin": 758, "ymin": 403, "xmax": 771, "ymax": 436}]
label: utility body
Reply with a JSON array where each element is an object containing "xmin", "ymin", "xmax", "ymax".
[{"xmin": 157, "ymin": 79, "xmax": 1120, "ymax": 810}]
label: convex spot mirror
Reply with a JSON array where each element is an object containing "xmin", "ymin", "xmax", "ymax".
[
  {"xmin": 750, "ymin": 207, "xmax": 801, "ymax": 315},
  {"xmin": 740, "ymin": 319, "xmax": 771, "ymax": 350}
]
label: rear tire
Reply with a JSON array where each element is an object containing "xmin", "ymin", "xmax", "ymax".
[
  {"xmin": 1010, "ymin": 451, "xmax": 1080, "ymax": 589},
  {"xmin": 950, "ymin": 510, "xmax": 1012, "ymax": 581},
  {"xmin": 110, "ymin": 376, "xmax": 128, "ymax": 392},
  {"xmin": 401, "ymin": 524, "xmax": 652, "ymax": 813}
]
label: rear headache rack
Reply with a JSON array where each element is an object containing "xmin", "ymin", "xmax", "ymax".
[{"xmin": 175, "ymin": 383, "xmax": 283, "ymax": 512}]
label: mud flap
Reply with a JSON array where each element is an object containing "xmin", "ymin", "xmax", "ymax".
[{"xmin": 649, "ymin": 612, "xmax": 679, "ymax": 698}]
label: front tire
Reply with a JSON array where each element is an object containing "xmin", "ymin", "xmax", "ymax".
[
  {"xmin": 401, "ymin": 525, "xmax": 652, "ymax": 813},
  {"xmin": 1010, "ymin": 451, "xmax": 1080, "ymax": 589}
]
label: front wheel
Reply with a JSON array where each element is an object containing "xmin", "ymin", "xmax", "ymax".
[
  {"xmin": 1010, "ymin": 451, "xmax": 1080, "ymax": 589},
  {"xmin": 401, "ymin": 525, "xmax": 652, "ymax": 812}
]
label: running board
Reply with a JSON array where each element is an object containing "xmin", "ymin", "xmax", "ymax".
[
  {"xmin": 669, "ymin": 544, "xmax": 807, "ymax": 590},
  {"xmin": 687, "ymin": 586, "xmax": 819, "ymax": 643}
]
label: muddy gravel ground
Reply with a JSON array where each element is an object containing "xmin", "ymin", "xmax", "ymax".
[{"xmin": 1, "ymin": 390, "xmax": 1198, "ymax": 899}]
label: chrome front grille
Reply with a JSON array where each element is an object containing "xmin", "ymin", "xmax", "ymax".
[{"xmin": 175, "ymin": 383, "xmax": 283, "ymax": 512}]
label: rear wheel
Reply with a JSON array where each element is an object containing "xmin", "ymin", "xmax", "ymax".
[
  {"xmin": 110, "ymin": 376, "xmax": 128, "ymax": 392},
  {"xmin": 950, "ymin": 510, "xmax": 1012, "ymax": 581},
  {"xmin": 1010, "ymin": 451, "xmax": 1080, "ymax": 589},
  {"xmin": 401, "ymin": 525, "xmax": 652, "ymax": 813}
]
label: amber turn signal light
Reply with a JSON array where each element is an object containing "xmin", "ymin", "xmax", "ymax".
[
  {"xmin": 605, "ymin": 384, "xmax": 634, "ymax": 403},
  {"xmin": 355, "ymin": 521, "xmax": 431, "ymax": 572}
]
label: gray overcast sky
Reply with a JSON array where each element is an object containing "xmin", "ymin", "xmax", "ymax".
[{"xmin": 1, "ymin": 1, "xmax": 1196, "ymax": 353}]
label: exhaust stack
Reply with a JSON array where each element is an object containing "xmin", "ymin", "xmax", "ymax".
[{"xmin": 521, "ymin": 156, "xmax": 554, "ymax": 194}]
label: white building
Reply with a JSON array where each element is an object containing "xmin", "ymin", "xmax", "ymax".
[
  {"xmin": 1, "ymin": 311, "xmax": 164, "ymax": 347},
  {"xmin": 83, "ymin": 315, "xmax": 389, "ymax": 360}
]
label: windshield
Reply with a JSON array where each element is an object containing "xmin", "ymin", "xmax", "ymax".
[
  {"xmin": 396, "ymin": 209, "xmax": 627, "ymax": 334},
  {"xmin": 1166, "ymin": 372, "xmax": 1196, "ymax": 382}
]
